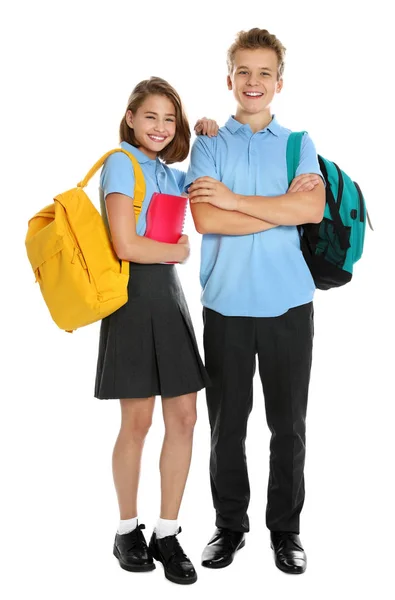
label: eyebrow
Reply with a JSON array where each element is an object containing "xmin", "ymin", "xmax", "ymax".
[
  {"xmin": 144, "ymin": 111, "xmax": 176, "ymax": 117},
  {"xmin": 237, "ymin": 65, "xmax": 273, "ymax": 71}
]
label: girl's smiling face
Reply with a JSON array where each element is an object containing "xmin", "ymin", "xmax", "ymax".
[{"xmin": 126, "ymin": 94, "xmax": 177, "ymax": 159}]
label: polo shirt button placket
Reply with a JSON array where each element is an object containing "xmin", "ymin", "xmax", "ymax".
[
  {"xmin": 249, "ymin": 135, "xmax": 257, "ymax": 164},
  {"xmin": 156, "ymin": 166, "xmax": 166, "ymax": 192}
]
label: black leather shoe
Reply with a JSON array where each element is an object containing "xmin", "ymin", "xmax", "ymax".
[
  {"xmin": 270, "ymin": 531, "xmax": 307, "ymax": 574},
  {"xmin": 113, "ymin": 524, "xmax": 155, "ymax": 572},
  {"xmin": 201, "ymin": 527, "xmax": 245, "ymax": 569},
  {"xmin": 149, "ymin": 527, "xmax": 197, "ymax": 585}
]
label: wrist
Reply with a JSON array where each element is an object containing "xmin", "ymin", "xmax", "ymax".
[
  {"xmin": 235, "ymin": 194, "xmax": 244, "ymax": 211},
  {"xmin": 175, "ymin": 243, "xmax": 188, "ymax": 262}
]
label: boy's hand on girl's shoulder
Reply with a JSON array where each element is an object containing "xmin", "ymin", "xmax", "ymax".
[
  {"xmin": 288, "ymin": 174, "xmax": 321, "ymax": 193},
  {"xmin": 188, "ymin": 177, "xmax": 238, "ymax": 211},
  {"xmin": 194, "ymin": 118, "xmax": 219, "ymax": 137}
]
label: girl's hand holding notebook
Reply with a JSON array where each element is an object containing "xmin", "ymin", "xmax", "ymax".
[
  {"xmin": 145, "ymin": 193, "xmax": 188, "ymax": 263},
  {"xmin": 176, "ymin": 234, "xmax": 190, "ymax": 264}
]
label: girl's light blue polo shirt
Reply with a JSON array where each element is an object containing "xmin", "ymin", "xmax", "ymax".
[
  {"xmin": 185, "ymin": 116, "xmax": 322, "ymax": 318},
  {"xmin": 100, "ymin": 141, "xmax": 185, "ymax": 236}
]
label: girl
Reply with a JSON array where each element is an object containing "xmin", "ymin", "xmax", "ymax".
[{"xmin": 94, "ymin": 77, "xmax": 217, "ymax": 585}]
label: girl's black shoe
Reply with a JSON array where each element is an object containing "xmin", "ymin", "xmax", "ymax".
[
  {"xmin": 149, "ymin": 527, "xmax": 197, "ymax": 585},
  {"xmin": 113, "ymin": 524, "xmax": 155, "ymax": 572}
]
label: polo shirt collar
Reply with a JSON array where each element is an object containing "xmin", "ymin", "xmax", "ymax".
[
  {"xmin": 225, "ymin": 115, "xmax": 281, "ymax": 137},
  {"xmin": 120, "ymin": 141, "xmax": 157, "ymax": 164}
]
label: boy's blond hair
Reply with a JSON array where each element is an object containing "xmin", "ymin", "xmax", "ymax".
[{"xmin": 227, "ymin": 28, "xmax": 286, "ymax": 79}]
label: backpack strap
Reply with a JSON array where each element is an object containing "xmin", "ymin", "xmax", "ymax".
[
  {"xmin": 317, "ymin": 157, "xmax": 350, "ymax": 250},
  {"xmin": 286, "ymin": 131, "xmax": 306, "ymax": 185},
  {"xmin": 287, "ymin": 132, "xmax": 350, "ymax": 250},
  {"xmin": 76, "ymin": 148, "xmax": 146, "ymax": 222}
]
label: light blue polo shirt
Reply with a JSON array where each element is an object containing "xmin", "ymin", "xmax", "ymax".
[
  {"xmin": 184, "ymin": 116, "xmax": 322, "ymax": 318},
  {"xmin": 100, "ymin": 141, "xmax": 186, "ymax": 236}
]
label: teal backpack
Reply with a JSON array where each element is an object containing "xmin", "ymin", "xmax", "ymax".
[{"xmin": 286, "ymin": 132, "xmax": 372, "ymax": 290}]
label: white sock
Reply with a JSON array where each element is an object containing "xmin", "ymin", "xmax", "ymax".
[
  {"xmin": 118, "ymin": 516, "xmax": 138, "ymax": 535},
  {"xmin": 155, "ymin": 518, "xmax": 179, "ymax": 539}
]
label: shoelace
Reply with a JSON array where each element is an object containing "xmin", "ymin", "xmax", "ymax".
[
  {"xmin": 126, "ymin": 524, "xmax": 147, "ymax": 551},
  {"xmin": 161, "ymin": 527, "xmax": 188, "ymax": 562}
]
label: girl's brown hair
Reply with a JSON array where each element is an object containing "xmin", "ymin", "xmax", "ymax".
[
  {"xmin": 227, "ymin": 28, "xmax": 286, "ymax": 79},
  {"xmin": 119, "ymin": 77, "xmax": 190, "ymax": 164}
]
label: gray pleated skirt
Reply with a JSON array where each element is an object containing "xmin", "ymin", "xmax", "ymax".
[{"xmin": 94, "ymin": 263, "xmax": 210, "ymax": 399}]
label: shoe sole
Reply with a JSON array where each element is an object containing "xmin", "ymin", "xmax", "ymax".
[
  {"xmin": 202, "ymin": 538, "xmax": 245, "ymax": 569},
  {"xmin": 113, "ymin": 547, "xmax": 156, "ymax": 572},
  {"xmin": 150, "ymin": 548, "xmax": 197, "ymax": 585}
]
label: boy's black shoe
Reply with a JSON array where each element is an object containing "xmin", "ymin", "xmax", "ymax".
[
  {"xmin": 270, "ymin": 531, "xmax": 307, "ymax": 574},
  {"xmin": 149, "ymin": 527, "xmax": 197, "ymax": 585},
  {"xmin": 113, "ymin": 524, "xmax": 155, "ymax": 572},
  {"xmin": 201, "ymin": 527, "xmax": 245, "ymax": 569}
]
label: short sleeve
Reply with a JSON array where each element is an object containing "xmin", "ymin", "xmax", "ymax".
[
  {"xmin": 100, "ymin": 151, "xmax": 136, "ymax": 199},
  {"xmin": 184, "ymin": 137, "xmax": 219, "ymax": 192},
  {"xmin": 295, "ymin": 133, "xmax": 323, "ymax": 180},
  {"xmin": 171, "ymin": 168, "xmax": 187, "ymax": 193}
]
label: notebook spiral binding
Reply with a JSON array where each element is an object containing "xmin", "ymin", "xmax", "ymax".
[{"xmin": 181, "ymin": 202, "xmax": 187, "ymax": 234}]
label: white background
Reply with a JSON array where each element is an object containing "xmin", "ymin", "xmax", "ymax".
[{"xmin": 1, "ymin": 0, "xmax": 394, "ymax": 598}]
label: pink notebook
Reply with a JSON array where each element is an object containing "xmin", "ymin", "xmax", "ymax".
[{"xmin": 145, "ymin": 192, "xmax": 188, "ymax": 243}]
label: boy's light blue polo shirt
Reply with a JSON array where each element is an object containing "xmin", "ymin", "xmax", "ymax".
[
  {"xmin": 184, "ymin": 116, "xmax": 322, "ymax": 318},
  {"xmin": 100, "ymin": 141, "xmax": 186, "ymax": 236}
]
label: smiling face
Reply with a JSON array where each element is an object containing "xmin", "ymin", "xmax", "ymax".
[
  {"xmin": 227, "ymin": 48, "xmax": 283, "ymax": 120},
  {"xmin": 126, "ymin": 94, "xmax": 177, "ymax": 159}
]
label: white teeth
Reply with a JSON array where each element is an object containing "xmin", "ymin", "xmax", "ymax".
[
  {"xmin": 245, "ymin": 92, "xmax": 262, "ymax": 97},
  {"xmin": 149, "ymin": 135, "xmax": 166, "ymax": 141}
]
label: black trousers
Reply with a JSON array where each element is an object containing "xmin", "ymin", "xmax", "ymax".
[{"xmin": 203, "ymin": 302, "xmax": 314, "ymax": 533}]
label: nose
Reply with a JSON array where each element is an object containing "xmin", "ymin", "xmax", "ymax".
[
  {"xmin": 154, "ymin": 120, "xmax": 166, "ymax": 132},
  {"xmin": 247, "ymin": 75, "xmax": 259, "ymax": 86}
]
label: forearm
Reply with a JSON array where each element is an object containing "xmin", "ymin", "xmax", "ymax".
[
  {"xmin": 191, "ymin": 204, "xmax": 276, "ymax": 235},
  {"xmin": 115, "ymin": 235, "xmax": 184, "ymax": 264},
  {"xmin": 237, "ymin": 188, "xmax": 324, "ymax": 226}
]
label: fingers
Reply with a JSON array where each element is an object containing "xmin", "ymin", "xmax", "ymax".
[
  {"xmin": 193, "ymin": 119, "xmax": 219, "ymax": 137},
  {"xmin": 288, "ymin": 182, "xmax": 316, "ymax": 193},
  {"xmin": 193, "ymin": 119, "xmax": 205, "ymax": 135},
  {"xmin": 189, "ymin": 181, "xmax": 216, "ymax": 192},
  {"xmin": 190, "ymin": 196, "xmax": 210, "ymax": 204},
  {"xmin": 189, "ymin": 176, "xmax": 217, "ymax": 188},
  {"xmin": 288, "ymin": 174, "xmax": 321, "ymax": 193},
  {"xmin": 206, "ymin": 119, "xmax": 219, "ymax": 137},
  {"xmin": 188, "ymin": 181, "xmax": 216, "ymax": 200},
  {"xmin": 189, "ymin": 187, "xmax": 214, "ymax": 201},
  {"xmin": 189, "ymin": 191, "xmax": 213, "ymax": 202},
  {"xmin": 289, "ymin": 174, "xmax": 320, "ymax": 187}
]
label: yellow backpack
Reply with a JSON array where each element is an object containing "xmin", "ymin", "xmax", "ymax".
[{"xmin": 25, "ymin": 149, "xmax": 145, "ymax": 332}]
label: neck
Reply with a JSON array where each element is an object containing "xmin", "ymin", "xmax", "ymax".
[
  {"xmin": 234, "ymin": 108, "xmax": 273, "ymax": 133},
  {"xmin": 137, "ymin": 145, "xmax": 157, "ymax": 160}
]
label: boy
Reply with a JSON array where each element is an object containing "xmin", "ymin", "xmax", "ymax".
[{"xmin": 185, "ymin": 28, "xmax": 325, "ymax": 574}]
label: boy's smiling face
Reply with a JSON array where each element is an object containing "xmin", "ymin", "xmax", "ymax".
[{"xmin": 228, "ymin": 48, "xmax": 283, "ymax": 117}]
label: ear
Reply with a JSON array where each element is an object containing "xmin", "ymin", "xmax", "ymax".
[
  {"xmin": 125, "ymin": 109, "xmax": 134, "ymax": 129},
  {"xmin": 227, "ymin": 75, "xmax": 233, "ymax": 91},
  {"xmin": 276, "ymin": 78, "xmax": 284, "ymax": 94}
]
